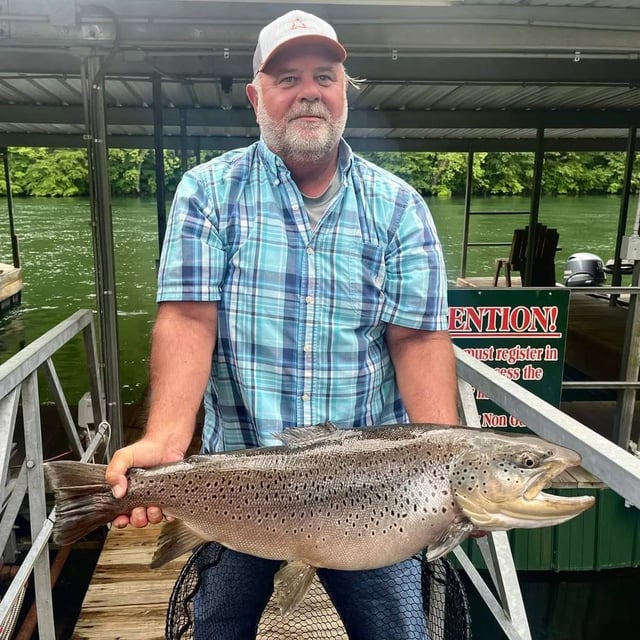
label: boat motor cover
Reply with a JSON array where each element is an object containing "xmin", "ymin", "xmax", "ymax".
[{"xmin": 563, "ymin": 252, "xmax": 606, "ymax": 287}]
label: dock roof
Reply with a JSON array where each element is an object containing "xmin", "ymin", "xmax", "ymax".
[{"xmin": 1, "ymin": 0, "xmax": 639, "ymax": 151}]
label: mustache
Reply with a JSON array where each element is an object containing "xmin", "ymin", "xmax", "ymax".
[{"xmin": 287, "ymin": 104, "xmax": 330, "ymax": 121}]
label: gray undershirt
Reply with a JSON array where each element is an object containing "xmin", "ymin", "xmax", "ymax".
[{"xmin": 301, "ymin": 169, "xmax": 342, "ymax": 230}]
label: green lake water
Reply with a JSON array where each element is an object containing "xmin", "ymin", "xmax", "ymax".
[{"xmin": 0, "ymin": 193, "xmax": 638, "ymax": 405}]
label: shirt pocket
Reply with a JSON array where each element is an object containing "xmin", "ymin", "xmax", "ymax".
[{"xmin": 341, "ymin": 240, "xmax": 386, "ymax": 320}]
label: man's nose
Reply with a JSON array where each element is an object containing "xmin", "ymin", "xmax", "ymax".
[{"xmin": 298, "ymin": 78, "xmax": 321, "ymax": 102}]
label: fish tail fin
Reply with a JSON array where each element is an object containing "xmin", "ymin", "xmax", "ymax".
[{"xmin": 44, "ymin": 461, "xmax": 119, "ymax": 545}]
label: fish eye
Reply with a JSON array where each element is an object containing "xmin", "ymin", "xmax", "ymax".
[{"xmin": 515, "ymin": 453, "xmax": 538, "ymax": 469}]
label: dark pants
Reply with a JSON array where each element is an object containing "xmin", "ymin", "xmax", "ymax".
[{"xmin": 193, "ymin": 545, "xmax": 428, "ymax": 640}]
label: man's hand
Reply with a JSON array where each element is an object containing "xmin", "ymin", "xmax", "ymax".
[{"xmin": 105, "ymin": 437, "xmax": 186, "ymax": 529}]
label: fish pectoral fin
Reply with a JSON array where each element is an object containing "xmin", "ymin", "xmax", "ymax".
[
  {"xmin": 426, "ymin": 520, "xmax": 474, "ymax": 562},
  {"xmin": 151, "ymin": 520, "xmax": 209, "ymax": 569},
  {"xmin": 273, "ymin": 560, "xmax": 317, "ymax": 617}
]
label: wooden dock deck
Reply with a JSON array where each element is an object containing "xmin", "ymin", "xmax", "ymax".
[
  {"xmin": 72, "ymin": 524, "xmax": 348, "ymax": 639},
  {"xmin": 72, "ymin": 525, "xmax": 186, "ymax": 640},
  {"xmin": 0, "ymin": 261, "xmax": 22, "ymax": 312}
]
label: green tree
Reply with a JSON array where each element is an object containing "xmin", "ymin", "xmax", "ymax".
[
  {"xmin": 19, "ymin": 148, "xmax": 88, "ymax": 196},
  {"xmin": 0, "ymin": 147, "xmax": 637, "ymax": 199}
]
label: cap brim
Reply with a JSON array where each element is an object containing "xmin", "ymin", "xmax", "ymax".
[{"xmin": 258, "ymin": 35, "xmax": 347, "ymax": 74}]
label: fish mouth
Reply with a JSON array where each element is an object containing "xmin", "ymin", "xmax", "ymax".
[
  {"xmin": 523, "ymin": 457, "xmax": 573, "ymax": 500},
  {"xmin": 511, "ymin": 456, "xmax": 595, "ymax": 525},
  {"xmin": 455, "ymin": 456, "xmax": 596, "ymax": 530},
  {"xmin": 495, "ymin": 491, "xmax": 595, "ymax": 527}
]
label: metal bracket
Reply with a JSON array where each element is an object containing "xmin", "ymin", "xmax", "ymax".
[{"xmin": 82, "ymin": 23, "xmax": 106, "ymax": 41}]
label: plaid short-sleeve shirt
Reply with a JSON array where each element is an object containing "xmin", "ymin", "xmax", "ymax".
[{"xmin": 157, "ymin": 140, "xmax": 449, "ymax": 452}]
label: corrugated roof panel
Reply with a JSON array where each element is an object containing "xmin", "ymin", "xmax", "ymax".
[{"xmin": 105, "ymin": 79, "xmax": 154, "ymax": 107}]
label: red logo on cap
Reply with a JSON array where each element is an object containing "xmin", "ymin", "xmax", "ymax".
[{"xmin": 290, "ymin": 18, "xmax": 307, "ymax": 31}]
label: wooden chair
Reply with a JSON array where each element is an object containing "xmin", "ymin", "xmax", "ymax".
[{"xmin": 494, "ymin": 223, "xmax": 559, "ymax": 287}]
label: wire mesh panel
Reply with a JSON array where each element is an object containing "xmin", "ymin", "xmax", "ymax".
[{"xmin": 166, "ymin": 543, "xmax": 471, "ymax": 640}]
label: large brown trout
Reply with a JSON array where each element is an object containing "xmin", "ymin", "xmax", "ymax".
[{"xmin": 45, "ymin": 423, "xmax": 594, "ymax": 614}]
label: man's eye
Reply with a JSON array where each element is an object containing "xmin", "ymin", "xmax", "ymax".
[{"xmin": 279, "ymin": 76, "xmax": 296, "ymax": 85}]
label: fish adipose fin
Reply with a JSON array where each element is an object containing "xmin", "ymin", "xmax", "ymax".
[
  {"xmin": 426, "ymin": 520, "xmax": 474, "ymax": 562},
  {"xmin": 44, "ymin": 461, "xmax": 118, "ymax": 546},
  {"xmin": 152, "ymin": 520, "xmax": 209, "ymax": 568},
  {"xmin": 273, "ymin": 560, "xmax": 317, "ymax": 617}
]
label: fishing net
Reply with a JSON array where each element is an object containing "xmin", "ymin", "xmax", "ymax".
[{"xmin": 166, "ymin": 543, "xmax": 472, "ymax": 640}]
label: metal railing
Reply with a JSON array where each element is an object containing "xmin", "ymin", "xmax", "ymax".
[
  {"xmin": 454, "ymin": 345, "xmax": 640, "ymax": 640},
  {"xmin": 0, "ymin": 310, "xmax": 108, "ymax": 640},
  {"xmin": 560, "ymin": 284, "xmax": 640, "ymax": 450}
]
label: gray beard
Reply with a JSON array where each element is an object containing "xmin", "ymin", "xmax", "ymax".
[{"xmin": 257, "ymin": 102, "xmax": 347, "ymax": 165}]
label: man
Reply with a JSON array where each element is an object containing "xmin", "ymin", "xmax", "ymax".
[{"xmin": 106, "ymin": 9, "xmax": 459, "ymax": 639}]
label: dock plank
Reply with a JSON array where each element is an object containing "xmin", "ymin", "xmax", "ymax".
[
  {"xmin": 73, "ymin": 524, "xmax": 348, "ymax": 639},
  {"xmin": 72, "ymin": 525, "xmax": 186, "ymax": 639}
]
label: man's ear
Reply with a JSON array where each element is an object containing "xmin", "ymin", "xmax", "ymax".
[{"xmin": 246, "ymin": 83, "xmax": 259, "ymax": 112}]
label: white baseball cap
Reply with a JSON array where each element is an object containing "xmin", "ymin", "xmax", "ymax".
[{"xmin": 253, "ymin": 10, "xmax": 347, "ymax": 76}]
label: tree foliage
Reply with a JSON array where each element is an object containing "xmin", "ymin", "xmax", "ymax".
[{"xmin": 0, "ymin": 146, "xmax": 637, "ymax": 198}]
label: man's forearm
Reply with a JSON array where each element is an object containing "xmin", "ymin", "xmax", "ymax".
[{"xmin": 144, "ymin": 301, "xmax": 218, "ymax": 450}]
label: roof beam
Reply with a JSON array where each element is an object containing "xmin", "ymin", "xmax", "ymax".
[
  {"xmin": 1, "ymin": 53, "xmax": 639, "ymax": 85},
  {"xmin": 1, "ymin": 105, "xmax": 639, "ymax": 130}
]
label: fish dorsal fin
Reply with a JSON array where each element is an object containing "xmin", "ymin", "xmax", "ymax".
[
  {"xmin": 151, "ymin": 520, "xmax": 209, "ymax": 568},
  {"xmin": 273, "ymin": 560, "xmax": 317, "ymax": 617},
  {"xmin": 425, "ymin": 519, "xmax": 474, "ymax": 562},
  {"xmin": 272, "ymin": 421, "xmax": 339, "ymax": 446}
]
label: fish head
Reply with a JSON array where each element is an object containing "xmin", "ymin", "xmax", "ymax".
[{"xmin": 451, "ymin": 431, "xmax": 595, "ymax": 531}]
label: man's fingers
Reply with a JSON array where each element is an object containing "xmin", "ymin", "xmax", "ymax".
[
  {"xmin": 105, "ymin": 447, "xmax": 134, "ymax": 498},
  {"xmin": 129, "ymin": 507, "xmax": 149, "ymax": 528},
  {"xmin": 147, "ymin": 506, "xmax": 164, "ymax": 524},
  {"xmin": 112, "ymin": 515, "xmax": 130, "ymax": 529}
]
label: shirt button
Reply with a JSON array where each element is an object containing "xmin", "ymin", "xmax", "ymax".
[
  {"xmin": 305, "ymin": 296, "xmax": 314, "ymax": 304},
  {"xmin": 306, "ymin": 247, "xmax": 314, "ymax": 255},
  {"xmin": 292, "ymin": 203, "xmax": 299, "ymax": 211},
  {"xmin": 273, "ymin": 179, "xmax": 280, "ymax": 186},
  {"xmin": 303, "ymin": 344, "xmax": 312, "ymax": 352},
  {"xmin": 302, "ymin": 393, "xmax": 310, "ymax": 401}
]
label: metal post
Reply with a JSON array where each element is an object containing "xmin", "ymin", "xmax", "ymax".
[
  {"xmin": 460, "ymin": 151, "xmax": 474, "ymax": 278},
  {"xmin": 610, "ymin": 129, "xmax": 638, "ymax": 448},
  {"xmin": 82, "ymin": 54, "xmax": 123, "ymax": 452},
  {"xmin": 613, "ymin": 260, "xmax": 640, "ymax": 449},
  {"xmin": 153, "ymin": 75, "xmax": 167, "ymax": 254},
  {"xmin": 180, "ymin": 108, "xmax": 189, "ymax": 174},
  {"xmin": 525, "ymin": 128, "xmax": 545, "ymax": 286},
  {"xmin": 22, "ymin": 372, "xmax": 55, "ymax": 639},
  {"xmin": 611, "ymin": 127, "xmax": 637, "ymax": 292},
  {"xmin": 1, "ymin": 148, "xmax": 20, "ymax": 268}
]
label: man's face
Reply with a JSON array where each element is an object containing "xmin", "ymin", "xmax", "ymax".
[{"xmin": 247, "ymin": 44, "xmax": 348, "ymax": 164}]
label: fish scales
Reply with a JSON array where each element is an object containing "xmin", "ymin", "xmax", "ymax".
[
  {"xmin": 44, "ymin": 422, "xmax": 595, "ymax": 615},
  {"xmin": 122, "ymin": 427, "xmax": 466, "ymax": 570}
]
